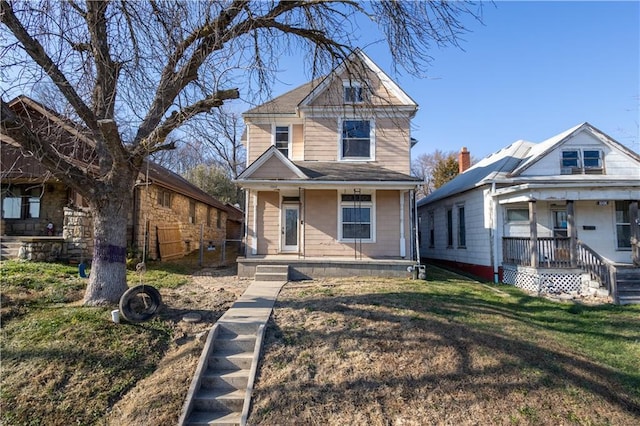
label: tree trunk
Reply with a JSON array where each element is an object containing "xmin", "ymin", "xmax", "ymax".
[{"xmin": 83, "ymin": 188, "xmax": 133, "ymax": 305}]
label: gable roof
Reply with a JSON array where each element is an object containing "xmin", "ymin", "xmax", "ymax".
[
  {"xmin": 418, "ymin": 123, "xmax": 640, "ymax": 207},
  {"xmin": 3, "ymin": 95, "xmax": 236, "ymax": 214},
  {"xmin": 298, "ymin": 49, "xmax": 417, "ymax": 109},
  {"xmin": 510, "ymin": 122, "xmax": 640, "ymax": 176},
  {"xmin": 243, "ymin": 49, "xmax": 417, "ymax": 117}
]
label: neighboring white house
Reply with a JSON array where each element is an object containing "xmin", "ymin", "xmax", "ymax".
[{"xmin": 417, "ymin": 123, "xmax": 640, "ymax": 304}]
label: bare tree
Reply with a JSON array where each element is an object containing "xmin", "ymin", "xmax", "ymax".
[
  {"xmin": 411, "ymin": 149, "xmax": 457, "ymax": 198},
  {"xmin": 1, "ymin": 0, "xmax": 482, "ymax": 304},
  {"xmin": 186, "ymin": 107, "xmax": 246, "ymax": 179}
]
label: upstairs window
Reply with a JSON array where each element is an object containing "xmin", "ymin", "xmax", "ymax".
[
  {"xmin": 341, "ymin": 119, "xmax": 373, "ymax": 160},
  {"xmin": 561, "ymin": 149, "xmax": 604, "ymax": 174},
  {"xmin": 343, "ymin": 81, "xmax": 364, "ymax": 103},
  {"xmin": 274, "ymin": 125, "xmax": 290, "ymax": 158}
]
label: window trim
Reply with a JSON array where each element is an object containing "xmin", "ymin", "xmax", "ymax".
[
  {"xmin": 338, "ymin": 118, "xmax": 375, "ymax": 161},
  {"xmin": 272, "ymin": 124, "xmax": 292, "ymax": 158},
  {"xmin": 338, "ymin": 191, "xmax": 376, "ymax": 243}
]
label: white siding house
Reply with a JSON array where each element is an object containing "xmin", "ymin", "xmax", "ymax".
[{"xmin": 418, "ymin": 123, "xmax": 640, "ymax": 304}]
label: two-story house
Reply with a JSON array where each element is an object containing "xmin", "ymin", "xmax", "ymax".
[
  {"xmin": 235, "ymin": 50, "xmax": 422, "ymax": 279},
  {"xmin": 417, "ymin": 123, "xmax": 640, "ymax": 304}
]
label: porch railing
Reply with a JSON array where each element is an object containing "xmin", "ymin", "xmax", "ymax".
[
  {"xmin": 502, "ymin": 237, "xmax": 571, "ymax": 268},
  {"xmin": 576, "ymin": 240, "xmax": 614, "ymax": 295},
  {"xmin": 502, "ymin": 237, "xmax": 614, "ymax": 293}
]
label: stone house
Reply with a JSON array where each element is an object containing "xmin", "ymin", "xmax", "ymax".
[{"xmin": 1, "ymin": 96, "xmax": 242, "ymax": 264}]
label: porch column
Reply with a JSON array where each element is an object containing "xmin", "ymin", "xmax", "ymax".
[
  {"xmin": 631, "ymin": 201, "xmax": 639, "ymax": 266},
  {"xmin": 529, "ymin": 200, "xmax": 538, "ymax": 267},
  {"xmin": 567, "ymin": 200, "xmax": 577, "ymax": 267}
]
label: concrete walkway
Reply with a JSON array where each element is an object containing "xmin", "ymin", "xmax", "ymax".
[{"xmin": 179, "ymin": 279, "xmax": 287, "ymax": 426}]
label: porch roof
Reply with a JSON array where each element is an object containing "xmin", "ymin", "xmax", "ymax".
[{"xmin": 293, "ymin": 161, "xmax": 420, "ymax": 183}]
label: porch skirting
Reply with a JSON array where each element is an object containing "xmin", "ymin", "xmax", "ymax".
[
  {"xmin": 502, "ymin": 264, "xmax": 584, "ymax": 294},
  {"xmin": 237, "ymin": 256, "xmax": 416, "ymax": 280}
]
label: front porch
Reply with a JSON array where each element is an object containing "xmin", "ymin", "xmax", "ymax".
[
  {"xmin": 237, "ymin": 255, "xmax": 417, "ymax": 280},
  {"xmin": 502, "ymin": 236, "xmax": 640, "ymax": 304}
]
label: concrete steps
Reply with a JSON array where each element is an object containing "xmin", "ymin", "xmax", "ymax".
[
  {"xmin": 183, "ymin": 325, "xmax": 256, "ymax": 426},
  {"xmin": 616, "ymin": 267, "xmax": 640, "ymax": 305},
  {"xmin": 180, "ymin": 273, "xmax": 286, "ymax": 426},
  {"xmin": 254, "ymin": 264, "xmax": 288, "ymax": 281}
]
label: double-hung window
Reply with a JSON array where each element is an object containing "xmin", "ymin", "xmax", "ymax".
[
  {"xmin": 561, "ymin": 149, "xmax": 604, "ymax": 174},
  {"xmin": 274, "ymin": 125, "xmax": 290, "ymax": 158},
  {"xmin": 341, "ymin": 119, "xmax": 373, "ymax": 160},
  {"xmin": 340, "ymin": 193, "xmax": 373, "ymax": 241},
  {"xmin": 343, "ymin": 81, "xmax": 365, "ymax": 103}
]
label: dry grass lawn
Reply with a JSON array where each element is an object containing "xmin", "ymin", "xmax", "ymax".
[{"xmin": 249, "ymin": 270, "xmax": 640, "ymax": 426}]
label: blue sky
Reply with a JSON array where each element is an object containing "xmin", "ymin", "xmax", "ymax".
[{"xmin": 267, "ymin": 1, "xmax": 639, "ymax": 161}]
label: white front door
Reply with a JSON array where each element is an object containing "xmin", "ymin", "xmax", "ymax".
[{"xmin": 282, "ymin": 204, "xmax": 299, "ymax": 252}]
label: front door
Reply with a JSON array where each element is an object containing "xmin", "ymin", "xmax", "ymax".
[{"xmin": 282, "ymin": 204, "xmax": 299, "ymax": 252}]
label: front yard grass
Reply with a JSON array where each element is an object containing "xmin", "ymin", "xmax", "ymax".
[
  {"xmin": 1, "ymin": 260, "xmax": 638, "ymax": 425},
  {"xmin": 0, "ymin": 259, "xmax": 188, "ymax": 425},
  {"xmin": 250, "ymin": 267, "xmax": 640, "ymax": 425}
]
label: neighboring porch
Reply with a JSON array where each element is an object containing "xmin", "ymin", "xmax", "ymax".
[{"xmin": 237, "ymin": 255, "xmax": 417, "ymax": 280}]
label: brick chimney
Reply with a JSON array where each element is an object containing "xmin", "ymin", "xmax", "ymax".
[{"xmin": 459, "ymin": 147, "xmax": 471, "ymax": 173}]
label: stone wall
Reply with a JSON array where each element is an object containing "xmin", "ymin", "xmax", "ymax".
[
  {"xmin": 135, "ymin": 185, "xmax": 228, "ymax": 260},
  {"xmin": 62, "ymin": 207, "xmax": 93, "ymax": 261}
]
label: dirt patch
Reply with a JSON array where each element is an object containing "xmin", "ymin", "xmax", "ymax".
[{"xmin": 105, "ymin": 266, "xmax": 251, "ymax": 425}]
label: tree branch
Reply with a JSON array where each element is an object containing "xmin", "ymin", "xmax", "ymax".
[
  {"xmin": 139, "ymin": 88, "xmax": 239, "ymax": 153},
  {"xmin": 1, "ymin": 99, "xmax": 100, "ymax": 195},
  {"xmin": 0, "ymin": 0, "xmax": 98, "ymax": 131}
]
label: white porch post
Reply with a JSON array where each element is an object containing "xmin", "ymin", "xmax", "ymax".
[
  {"xmin": 567, "ymin": 200, "xmax": 577, "ymax": 267},
  {"xmin": 400, "ymin": 190, "xmax": 406, "ymax": 258},
  {"xmin": 251, "ymin": 191, "xmax": 258, "ymax": 255},
  {"xmin": 529, "ymin": 199, "xmax": 538, "ymax": 267}
]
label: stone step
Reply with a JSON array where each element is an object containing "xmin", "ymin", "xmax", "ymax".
[
  {"xmin": 185, "ymin": 409, "xmax": 242, "ymax": 426},
  {"xmin": 213, "ymin": 333, "xmax": 256, "ymax": 354},
  {"xmin": 192, "ymin": 387, "xmax": 245, "ymax": 413}
]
